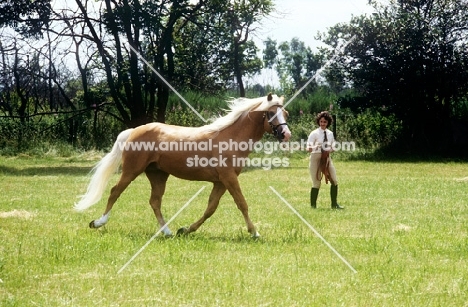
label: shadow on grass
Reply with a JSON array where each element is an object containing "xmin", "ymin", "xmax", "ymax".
[
  {"xmin": 332, "ymin": 148, "xmax": 468, "ymax": 163},
  {"xmin": 0, "ymin": 165, "xmax": 92, "ymax": 176},
  {"xmin": 88, "ymin": 224, "xmax": 266, "ymax": 244}
]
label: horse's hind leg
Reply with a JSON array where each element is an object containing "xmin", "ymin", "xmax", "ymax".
[
  {"xmin": 145, "ymin": 167, "xmax": 171, "ymax": 236},
  {"xmin": 178, "ymin": 181, "xmax": 226, "ymax": 235},
  {"xmin": 90, "ymin": 168, "xmax": 142, "ymax": 228}
]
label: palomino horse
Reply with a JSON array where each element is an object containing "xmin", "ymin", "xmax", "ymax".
[{"xmin": 75, "ymin": 93, "xmax": 291, "ymax": 238}]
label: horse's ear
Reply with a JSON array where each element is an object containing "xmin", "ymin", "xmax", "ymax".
[{"xmin": 267, "ymin": 93, "xmax": 273, "ymax": 101}]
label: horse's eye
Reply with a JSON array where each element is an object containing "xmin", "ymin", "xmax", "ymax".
[{"xmin": 268, "ymin": 111, "xmax": 276, "ymax": 118}]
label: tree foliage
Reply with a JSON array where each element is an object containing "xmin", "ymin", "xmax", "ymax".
[
  {"xmin": 0, "ymin": 0, "xmax": 52, "ymax": 37},
  {"xmin": 321, "ymin": 0, "xmax": 468, "ymax": 153}
]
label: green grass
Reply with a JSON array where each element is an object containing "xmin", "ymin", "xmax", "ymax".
[{"xmin": 0, "ymin": 154, "xmax": 467, "ymax": 306}]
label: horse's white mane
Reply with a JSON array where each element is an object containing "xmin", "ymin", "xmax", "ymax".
[{"xmin": 204, "ymin": 94, "xmax": 283, "ymax": 133}]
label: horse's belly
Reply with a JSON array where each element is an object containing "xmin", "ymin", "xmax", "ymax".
[{"xmin": 157, "ymin": 153, "xmax": 220, "ymax": 181}]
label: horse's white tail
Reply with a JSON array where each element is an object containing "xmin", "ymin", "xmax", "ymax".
[{"xmin": 74, "ymin": 128, "xmax": 134, "ymax": 211}]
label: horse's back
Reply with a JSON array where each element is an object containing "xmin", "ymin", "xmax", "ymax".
[{"xmin": 129, "ymin": 122, "xmax": 207, "ymax": 142}]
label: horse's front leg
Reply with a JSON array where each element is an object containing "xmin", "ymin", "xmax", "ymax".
[
  {"xmin": 177, "ymin": 181, "xmax": 226, "ymax": 236},
  {"xmin": 221, "ymin": 174, "xmax": 260, "ymax": 238}
]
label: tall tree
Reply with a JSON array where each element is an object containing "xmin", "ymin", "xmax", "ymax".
[
  {"xmin": 172, "ymin": 0, "xmax": 268, "ymax": 97},
  {"xmin": 225, "ymin": 0, "xmax": 272, "ymax": 97},
  {"xmin": 263, "ymin": 37, "xmax": 323, "ymax": 95}
]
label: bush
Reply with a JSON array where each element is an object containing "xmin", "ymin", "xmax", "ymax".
[
  {"xmin": 0, "ymin": 110, "xmax": 125, "ymax": 155},
  {"xmin": 0, "ymin": 91, "xmax": 404, "ymax": 158},
  {"xmin": 334, "ymin": 107, "xmax": 402, "ymax": 148}
]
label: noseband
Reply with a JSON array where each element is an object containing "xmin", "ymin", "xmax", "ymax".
[{"xmin": 264, "ymin": 106, "xmax": 288, "ymax": 139}]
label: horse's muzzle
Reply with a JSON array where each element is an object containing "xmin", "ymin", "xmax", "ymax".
[{"xmin": 277, "ymin": 125, "xmax": 291, "ymax": 142}]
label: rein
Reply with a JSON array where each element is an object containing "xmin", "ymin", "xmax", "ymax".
[{"xmin": 317, "ymin": 150, "xmax": 332, "ymax": 184}]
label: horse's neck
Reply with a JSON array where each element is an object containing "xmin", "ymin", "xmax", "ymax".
[{"xmin": 220, "ymin": 111, "xmax": 265, "ymax": 141}]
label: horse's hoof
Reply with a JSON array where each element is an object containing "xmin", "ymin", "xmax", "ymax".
[
  {"xmin": 176, "ymin": 227, "xmax": 188, "ymax": 236},
  {"xmin": 162, "ymin": 231, "xmax": 173, "ymax": 238},
  {"xmin": 161, "ymin": 227, "xmax": 173, "ymax": 237},
  {"xmin": 251, "ymin": 232, "xmax": 261, "ymax": 239},
  {"xmin": 89, "ymin": 220, "xmax": 99, "ymax": 228}
]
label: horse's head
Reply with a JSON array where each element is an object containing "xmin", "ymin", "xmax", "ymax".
[{"xmin": 262, "ymin": 94, "xmax": 291, "ymax": 142}]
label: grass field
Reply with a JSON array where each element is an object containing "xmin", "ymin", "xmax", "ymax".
[{"xmin": 0, "ymin": 154, "xmax": 467, "ymax": 306}]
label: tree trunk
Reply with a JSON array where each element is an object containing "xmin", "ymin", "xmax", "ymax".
[{"xmin": 233, "ymin": 41, "xmax": 245, "ymax": 97}]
